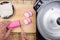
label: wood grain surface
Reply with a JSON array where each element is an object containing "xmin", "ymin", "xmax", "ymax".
[
  {"xmin": 0, "ymin": 0, "xmax": 36, "ymax": 33},
  {"xmin": 0, "ymin": 0, "xmax": 36, "ymax": 40}
]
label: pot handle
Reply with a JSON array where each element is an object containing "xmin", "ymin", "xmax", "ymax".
[{"xmin": 33, "ymin": 0, "xmax": 43, "ymax": 12}]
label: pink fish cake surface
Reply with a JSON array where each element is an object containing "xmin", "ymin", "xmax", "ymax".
[{"xmin": 8, "ymin": 21, "xmax": 20, "ymax": 29}]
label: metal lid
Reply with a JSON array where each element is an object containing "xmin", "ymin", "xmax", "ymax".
[{"xmin": 37, "ymin": 1, "xmax": 60, "ymax": 40}]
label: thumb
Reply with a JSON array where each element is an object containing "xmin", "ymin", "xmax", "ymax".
[
  {"xmin": 4, "ymin": 28, "xmax": 12, "ymax": 40},
  {"xmin": 21, "ymin": 30, "xmax": 26, "ymax": 40}
]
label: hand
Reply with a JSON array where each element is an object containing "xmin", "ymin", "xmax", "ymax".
[
  {"xmin": 20, "ymin": 28, "xmax": 26, "ymax": 40},
  {"xmin": 0, "ymin": 20, "xmax": 12, "ymax": 40}
]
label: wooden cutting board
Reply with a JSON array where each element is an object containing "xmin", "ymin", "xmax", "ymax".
[{"xmin": 0, "ymin": 0, "xmax": 36, "ymax": 33}]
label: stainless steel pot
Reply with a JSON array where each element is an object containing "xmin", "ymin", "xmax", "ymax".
[{"xmin": 36, "ymin": 0, "xmax": 60, "ymax": 40}]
